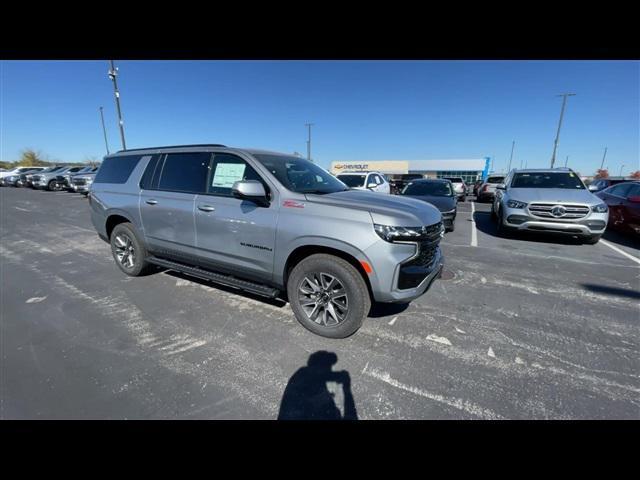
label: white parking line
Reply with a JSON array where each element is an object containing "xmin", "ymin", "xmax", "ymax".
[
  {"xmin": 600, "ymin": 239, "xmax": 640, "ymax": 266},
  {"xmin": 470, "ymin": 201, "xmax": 478, "ymax": 247}
]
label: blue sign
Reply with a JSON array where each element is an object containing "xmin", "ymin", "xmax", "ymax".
[{"xmin": 481, "ymin": 157, "xmax": 491, "ymax": 181}]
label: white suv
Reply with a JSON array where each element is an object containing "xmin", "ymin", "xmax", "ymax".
[{"xmin": 336, "ymin": 171, "xmax": 390, "ymax": 194}]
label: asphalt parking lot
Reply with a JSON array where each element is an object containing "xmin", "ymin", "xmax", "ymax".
[{"xmin": 1, "ymin": 186, "xmax": 639, "ymax": 419}]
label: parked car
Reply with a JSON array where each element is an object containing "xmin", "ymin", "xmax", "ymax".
[
  {"xmin": 492, "ymin": 168, "xmax": 608, "ymax": 244},
  {"xmin": 441, "ymin": 177, "xmax": 467, "ymax": 201},
  {"xmin": 70, "ymin": 170, "xmax": 98, "ymax": 195},
  {"xmin": 595, "ymin": 181, "xmax": 640, "ymax": 236},
  {"xmin": 25, "ymin": 166, "xmax": 65, "ymax": 188},
  {"xmin": 89, "ymin": 145, "xmax": 444, "ymax": 338},
  {"xmin": 472, "ymin": 179, "xmax": 484, "ymax": 196},
  {"xmin": 14, "ymin": 167, "xmax": 47, "ymax": 187},
  {"xmin": 398, "ymin": 179, "xmax": 457, "ymax": 232},
  {"xmin": 476, "ymin": 175, "xmax": 506, "ymax": 202},
  {"xmin": 588, "ymin": 177, "xmax": 631, "ymax": 193},
  {"xmin": 32, "ymin": 166, "xmax": 82, "ymax": 190},
  {"xmin": 388, "ymin": 174, "xmax": 424, "ymax": 195},
  {"xmin": 1, "ymin": 167, "xmax": 46, "ymax": 187},
  {"xmin": 0, "ymin": 166, "xmax": 45, "ymax": 186},
  {"xmin": 63, "ymin": 166, "xmax": 98, "ymax": 191},
  {"xmin": 335, "ymin": 171, "xmax": 391, "ymax": 194}
]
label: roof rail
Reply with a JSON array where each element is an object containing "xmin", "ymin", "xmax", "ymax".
[{"xmin": 116, "ymin": 144, "xmax": 227, "ymax": 153}]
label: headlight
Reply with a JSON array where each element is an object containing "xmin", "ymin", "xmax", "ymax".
[
  {"xmin": 591, "ymin": 203, "xmax": 608, "ymax": 213},
  {"xmin": 507, "ymin": 199, "xmax": 527, "ymax": 209},
  {"xmin": 374, "ymin": 224, "xmax": 444, "ymax": 242}
]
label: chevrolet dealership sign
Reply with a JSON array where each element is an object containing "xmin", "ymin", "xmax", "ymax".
[{"xmin": 330, "ymin": 161, "xmax": 409, "ymax": 175}]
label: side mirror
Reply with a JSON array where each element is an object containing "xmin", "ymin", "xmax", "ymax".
[
  {"xmin": 588, "ymin": 184, "xmax": 599, "ymax": 192},
  {"xmin": 232, "ymin": 180, "xmax": 268, "ymax": 206},
  {"xmin": 367, "ymin": 182, "xmax": 377, "ymax": 189},
  {"xmin": 496, "ymin": 184, "xmax": 506, "ymax": 190},
  {"xmin": 628, "ymin": 195, "xmax": 640, "ymax": 203}
]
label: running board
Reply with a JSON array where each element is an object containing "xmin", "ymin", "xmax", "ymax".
[{"xmin": 148, "ymin": 256, "xmax": 280, "ymax": 299}]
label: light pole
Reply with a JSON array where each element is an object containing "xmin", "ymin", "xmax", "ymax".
[
  {"xmin": 305, "ymin": 123, "xmax": 314, "ymax": 162},
  {"xmin": 507, "ymin": 140, "xmax": 515, "ymax": 172},
  {"xmin": 550, "ymin": 93, "xmax": 576, "ymax": 168},
  {"xmin": 619, "ymin": 164, "xmax": 625, "ymax": 177},
  {"xmin": 99, "ymin": 106, "xmax": 110, "ymax": 155},
  {"xmin": 599, "ymin": 147, "xmax": 608, "ymax": 170},
  {"xmin": 108, "ymin": 60, "xmax": 127, "ymax": 151},
  {"xmin": 564, "ymin": 155, "xmax": 569, "ymax": 167}
]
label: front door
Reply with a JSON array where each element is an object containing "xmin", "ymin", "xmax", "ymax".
[{"xmin": 194, "ymin": 153, "xmax": 278, "ymax": 282}]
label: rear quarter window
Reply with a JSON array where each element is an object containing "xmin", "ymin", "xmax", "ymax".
[{"xmin": 94, "ymin": 155, "xmax": 143, "ymax": 184}]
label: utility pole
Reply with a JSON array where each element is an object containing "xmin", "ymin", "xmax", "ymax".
[
  {"xmin": 550, "ymin": 93, "xmax": 576, "ymax": 168},
  {"xmin": 99, "ymin": 106, "xmax": 110, "ymax": 155},
  {"xmin": 305, "ymin": 123, "xmax": 314, "ymax": 162},
  {"xmin": 108, "ymin": 60, "xmax": 127, "ymax": 151},
  {"xmin": 507, "ymin": 140, "xmax": 515, "ymax": 172},
  {"xmin": 599, "ymin": 147, "xmax": 608, "ymax": 170},
  {"xmin": 564, "ymin": 155, "xmax": 569, "ymax": 167}
]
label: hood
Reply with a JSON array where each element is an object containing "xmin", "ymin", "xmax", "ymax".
[
  {"xmin": 508, "ymin": 188, "xmax": 601, "ymax": 205},
  {"xmin": 403, "ymin": 195, "xmax": 456, "ymax": 212},
  {"xmin": 304, "ymin": 190, "xmax": 442, "ymax": 227}
]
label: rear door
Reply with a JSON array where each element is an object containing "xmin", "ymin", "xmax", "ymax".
[
  {"xmin": 194, "ymin": 152, "xmax": 278, "ymax": 282},
  {"xmin": 139, "ymin": 151, "xmax": 211, "ymax": 261},
  {"xmin": 604, "ymin": 183, "xmax": 634, "ymax": 227}
]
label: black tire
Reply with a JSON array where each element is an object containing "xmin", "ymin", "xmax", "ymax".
[
  {"xmin": 109, "ymin": 222, "xmax": 151, "ymax": 277},
  {"xmin": 495, "ymin": 207, "xmax": 512, "ymax": 237},
  {"xmin": 287, "ymin": 254, "xmax": 371, "ymax": 339},
  {"xmin": 491, "ymin": 202, "xmax": 498, "ymax": 220},
  {"xmin": 460, "ymin": 195, "xmax": 465, "ymax": 202},
  {"xmin": 446, "ymin": 221, "xmax": 455, "ymax": 232},
  {"xmin": 47, "ymin": 180, "xmax": 59, "ymax": 191},
  {"xmin": 584, "ymin": 234, "xmax": 602, "ymax": 245}
]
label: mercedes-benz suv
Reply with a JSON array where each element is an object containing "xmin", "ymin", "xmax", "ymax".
[
  {"xmin": 492, "ymin": 168, "xmax": 608, "ymax": 244},
  {"xmin": 88, "ymin": 144, "xmax": 445, "ymax": 338}
]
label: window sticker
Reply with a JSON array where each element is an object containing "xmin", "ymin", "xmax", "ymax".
[{"xmin": 212, "ymin": 163, "xmax": 246, "ymax": 188}]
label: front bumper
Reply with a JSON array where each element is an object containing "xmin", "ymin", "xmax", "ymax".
[{"xmin": 502, "ymin": 207, "xmax": 608, "ymax": 236}]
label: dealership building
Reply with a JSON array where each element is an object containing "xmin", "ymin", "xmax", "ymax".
[{"xmin": 330, "ymin": 158, "xmax": 492, "ymax": 184}]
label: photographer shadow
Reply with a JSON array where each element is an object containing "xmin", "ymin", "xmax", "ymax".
[{"xmin": 278, "ymin": 351, "xmax": 358, "ymax": 420}]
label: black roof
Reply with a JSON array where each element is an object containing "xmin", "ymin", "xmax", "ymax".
[{"xmin": 116, "ymin": 144, "xmax": 227, "ymax": 153}]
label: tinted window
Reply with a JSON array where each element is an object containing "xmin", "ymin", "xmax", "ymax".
[
  {"xmin": 486, "ymin": 176, "xmax": 505, "ymax": 184},
  {"xmin": 158, "ymin": 152, "xmax": 211, "ymax": 194},
  {"xmin": 207, "ymin": 153, "xmax": 266, "ymax": 197},
  {"xmin": 511, "ymin": 172, "xmax": 585, "ymax": 189},
  {"xmin": 94, "ymin": 155, "xmax": 143, "ymax": 184},
  {"xmin": 337, "ymin": 175, "xmax": 366, "ymax": 187},
  {"xmin": 139, "ymin": 155, "xmax": 160, "ymax": 189},
  {"xmin": 608, "ymin": 183, "xmax": 634, "ymax": 197},
  {"xmin": 626, "ymin": 184, "xmax": 640, "ymax": 198},
  {"xmin": 402, "ymin": 181, "xmax": 453, "ymax": 196}
]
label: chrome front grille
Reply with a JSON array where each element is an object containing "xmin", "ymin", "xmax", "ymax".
[{"xmin": 528, "ymin": 203, "xmax": 590, "ymax": 219}]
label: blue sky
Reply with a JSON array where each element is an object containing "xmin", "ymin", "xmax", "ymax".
[{"xmin": 1, "ymin": 60, "xmax": 638, "ymax": 175}]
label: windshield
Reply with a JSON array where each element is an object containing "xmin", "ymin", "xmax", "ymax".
[
  {"xmin": 486, "ymin": 176, "xmax": 505, "ymax": 184},
  {"xmin": 337, "ymin": 174, "xmax": 366, "ymax": 187},
  {"xmin": 253, "ymin": 154, "xmax": 348, "ymax": 194},
  {"xmin": 402, "ymin": 182, "xmax": 453, "ymax": 197},
  {"xmin": 511, "ymin": 172, "xmax": 585, "ymax": 189},
  {"xmin": 443, "ymin": 177, "xmax": 463, "ymax": 184}
]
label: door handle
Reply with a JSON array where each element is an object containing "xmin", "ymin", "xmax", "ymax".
[
  {"xmin": 145, "ymin": 199, "xmax": 158, "ymax": 205},
  {"xmin": 198, "ymin": 204, "xmax": 215, "ymax": 212}
]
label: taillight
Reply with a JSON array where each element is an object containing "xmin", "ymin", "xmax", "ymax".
[{"xmin": 483, "ymin": 185, "xmax": 489, "ymax": 192}]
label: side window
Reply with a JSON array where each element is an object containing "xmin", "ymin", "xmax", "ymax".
[
  {"xmin": 368, "ymin": 174, "xmax": 379, "ymax": 186},
  {"xmin": 94, "ymin": 155, "xmax": 142, "ymax": 184},
  {"xmin": 207, "ymin": 153, "xmax": 267, "ymax": 197},
  {"xmin": 157, "ymin": 152, "xmax": 212, "ymax": 194},
  {"xmin": 609, "ymin": 183, "xmax": 633, "ymax": 198},
  {"xmin": 139, "ymin": 155, "xmax": 160, "ymax": 190},
  {"xmin": 626, "ymin": 184, "xmax": 640, "ymax": 198}
]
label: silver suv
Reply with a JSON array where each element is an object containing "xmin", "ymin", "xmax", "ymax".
[
  {"xmin": 89, "ymin": 145, "xmax": 445, "ymax": 338},
  {"xmin": 492, "ymin": 168, "xmax": 609, "ymax": 244}
]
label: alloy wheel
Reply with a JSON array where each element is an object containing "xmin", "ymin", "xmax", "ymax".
[
  {"xmin": 114, "ymin": 234, "xmax": 136, "ymax": 269},
  {"xmin": 297, "ymin": 272, "xmax": 349, "ymax": 326}
]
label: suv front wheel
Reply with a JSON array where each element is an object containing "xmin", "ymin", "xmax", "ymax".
[
  {"xmin": 110, "ymin": 222, "xmax": 151, "ymax": 276},
  {"xmin": 287, "ymin": 254, "xmax": 371, "ymax": 339}
]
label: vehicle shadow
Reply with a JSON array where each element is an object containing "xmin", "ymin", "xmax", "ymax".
[
  {"xmin": 368, "ymin": 302, "xmax": 409, "ymax": 318},
  {"xmin": 581, "ymin": 283, "xmax": 640, "ymax": 300},
  {"xmin": 278, "ymin": 351, "xmax": 358, "ymax": 420},
  {"xmin": 602, "ymin": 229, "xmax": 640, "ymax": 251},
  {"xmin": 162, "ymin": 269, "xmax": 288, "ymax": 308},
  {"xmin": 473, "ymin": 211, "xmax": 588, "ymax": 246}
]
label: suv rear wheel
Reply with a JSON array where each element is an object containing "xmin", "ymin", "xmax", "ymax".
[
  {"xmin": 287, "ymin": 254, "xmax": 370, "ymax": 338},
  {"xmin": 110, "ymin": 223, "xmax": 151, "ymax": 276}
]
